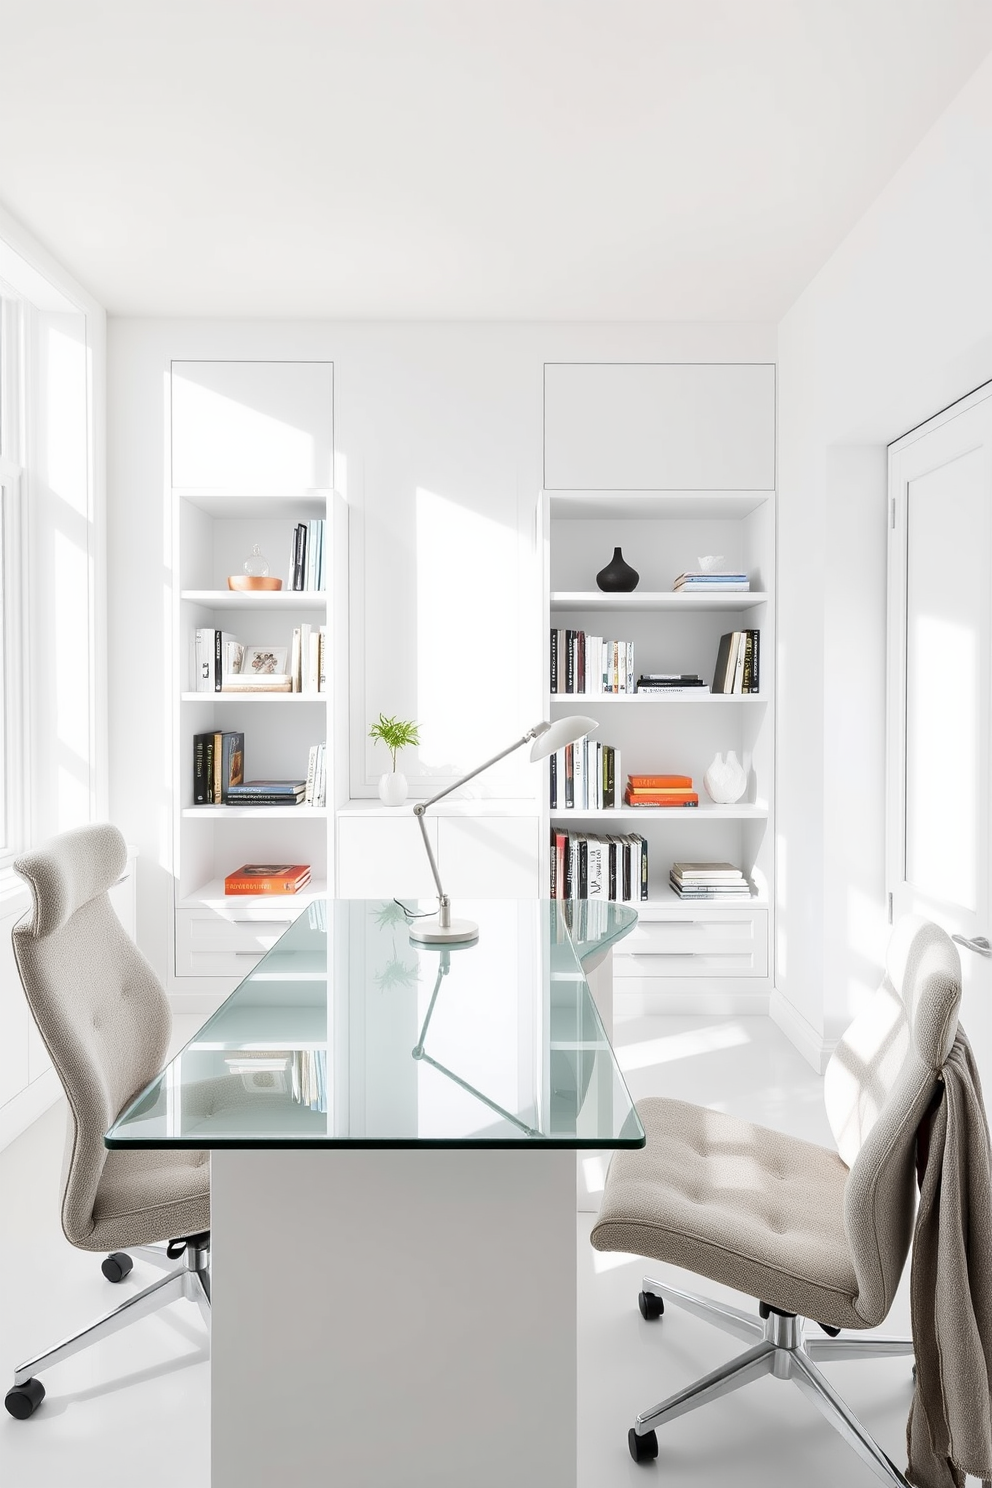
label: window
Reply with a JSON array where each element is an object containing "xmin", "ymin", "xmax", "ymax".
[{"xmin": 0, "ymin": 294, "xmax": 26, "ymax": 867}]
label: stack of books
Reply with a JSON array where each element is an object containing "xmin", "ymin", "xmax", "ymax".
[
  {"xmin": 225, "ymin": 779, "xmax": 308, "ymax": 806},
  {"xmin": 674, "ymin": 571, "xmax": 750, "ymax": 592},
  {"xmin": 669, "ymin": 862, "xmax": 752, "ymax": 900},
  {"xmin": 710, "ymin": 629, "xmax": 760, "ymax": 693},
  {"xmin": 635, "ymin": 673, "xmax": 707, "ymax": 695},
  {"xmin": 224, "ymin": 863, "xmax": 312, "ymax": 896},
  {"xmin": 623, "ymin": 773, "xmax": 698, "ymax": 808}
]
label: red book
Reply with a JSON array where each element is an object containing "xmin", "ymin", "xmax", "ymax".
[
  {"xmin": 224, "ymin": 863, "xmax": 311, "ymax": 895},
  {"xmin": 627, "ymin": 774, "xmax": 693, "ymax": 789}
]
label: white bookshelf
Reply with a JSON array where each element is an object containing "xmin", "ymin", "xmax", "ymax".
[
  {"xmin": 542, "ymin": 359, "xmax": 775, "ymax": 1009},
  {"xmin": 170, "ymin": 359, "xmax": 345, "ymax": 990}
]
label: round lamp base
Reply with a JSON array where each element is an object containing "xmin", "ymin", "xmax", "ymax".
[{"xmin": 408, "ymin": 917, "xmax": 479, "ymax": 946}]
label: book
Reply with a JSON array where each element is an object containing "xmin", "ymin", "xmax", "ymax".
[
  {"xmin": 192, "ymin": 732, "xmax": 211, "ymax": 804},
  {"xmin": 628, "ymin": 774, "xmax": 693, "ymax": 788},
  {"xmin": 221, "ymin": 675, "xmax": 293, "ymax": 692},
  {"xmin": 624, "ymin": 792, "xmax": 699, "ymax": 807},
  {"xmin": 225, "ymin": 779, "xmax": 306, "ymax": 797},
  {"xmin": 224, "ymin": 863, "xmax": 311, "ymax": 895},
  {"xmin": 672, "ymin": 861, "xmax": 746, "ymax": 880},
  {"xmin": 710, "ymin": 631, "xmax": 739, "ymax": 693},
  {"xmin": 213, "ymin": 731, "xmax": 245, "ymax": 802},
  {"xmin": 195, "ymin": 628, "xmax": 241, "ymax": 692}
]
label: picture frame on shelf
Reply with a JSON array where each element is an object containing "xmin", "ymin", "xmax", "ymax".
[{"xmin": 241, "ymin": 645, "xmax": 289, "ymax": 677}]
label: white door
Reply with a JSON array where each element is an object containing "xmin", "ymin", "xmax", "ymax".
[{"xmin": 888, "ymin": 386, "xmax": 992, "ymax": 1094}]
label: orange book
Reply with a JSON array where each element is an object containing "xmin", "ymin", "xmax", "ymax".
[
  {"xmin": 224, "ymin": 863, "xmax": 311, "ymax": 895},
  {"xmin": 624, "ymin": 790, "xmax": 699, "ymax": 807},
  {"xmin": 626, "ymin": 785, "xmax": 695, "ymax": 796},
  {"xmin": 627, "ymin": 774, "xmax": 693, "ymax": 789}
]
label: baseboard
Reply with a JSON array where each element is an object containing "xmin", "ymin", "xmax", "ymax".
[
  {"xmin": 769, "ymin": 990, "xmax": 836, "ymax": 1073},
  {"xmin": 615, "ymin": 988, "xmax": 770, "ymax": 1017},
  {"xmin": 0, "ymin": 1068, "xmax": 61, "ymax": 1153}
]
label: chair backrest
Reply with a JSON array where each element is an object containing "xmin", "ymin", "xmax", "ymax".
[
  {"xmin": 11, "ymin": 824, "xmax": 171, "ymax": 1247},
  {"xmin": 823, "ymin": 915, "xmax": 961, "ymax": 1325}
]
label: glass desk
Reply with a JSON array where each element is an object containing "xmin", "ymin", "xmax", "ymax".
[{"xmin": 107, "ymin": 899, "xmax": 640, "ymax": 1488}]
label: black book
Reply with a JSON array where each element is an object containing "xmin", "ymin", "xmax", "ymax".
[
  {"xmin": 203, "ymin": 735, "xmax": 215, "ymax": 803},
  {"xmin": 622, "ymin": 838, "xmax": 631, "ymax": 903},
  {"xmin": 192, "ymin": 732, "xmax": 211, "ymax": 804},
  {"xmin": 550, "ymin": 628, "xmax": 558, "ymax": 694},
  {"xmin": 578, "ymin": 838, "xmax": 588, "ymax": 899},
  {"xmin": 549, "ymin": 752, "xmax": 557, "ymax": 809},
  {"xmin": 608, "ymin": 838, "xmax": 617, "ymax": 901},
  {"xmin": 549, "ymin": 829, "xmax": 557, "ymax": 898},
  {"xmin": 565, "ymin": 630, "xmax": 575, "ymax": 693},
  {"xmin": 640, "ymin": 834, "xmax": 649, "ymax": 900},
  {"xmin": 563, "ymin": 832, "xmax": 572, "ymax": 899},
  {"xmin": 576, "ymin": 630, "xmax": 585, "ymax": 694},
  {"xmin": 750, "ymin": 628, "xmax": 760, "ymax": 693},
  {"xmin": 293, "ymin": 523, "xmax": 307, "ymax": 591},
  {"xmin": 564, "ymin": 744, "xmax": 574, "ymax": 809},
  {"xmin": 604, "ymin": 744, "xmax": 615, "ymax": 810}
]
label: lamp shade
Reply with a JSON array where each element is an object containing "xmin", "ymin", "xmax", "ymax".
[{"xmin": 528, "ymin": 715, "xmax": 598, "ymax": 762}]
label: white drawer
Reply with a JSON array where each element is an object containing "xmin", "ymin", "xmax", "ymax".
[
  {"xmin": 614, "ymin": 910, "xmax": 767, "ymax": 978},
  {"xmin": 175, "ymin": 910, "xmax": 294, "ymax": 978}
]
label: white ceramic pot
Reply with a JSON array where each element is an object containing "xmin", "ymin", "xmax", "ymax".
[
  {"xmin": 378, "ymin": 771, "xmax": 408, "ymax": 806},
  {"xmin": 702, "ymin": 750, "xmax": 747, "ymax": 805}
]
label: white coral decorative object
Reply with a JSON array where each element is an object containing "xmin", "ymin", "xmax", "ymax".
[{"xmin": 702, "ymin": 750, "xmax": 747, "ymax": 804}]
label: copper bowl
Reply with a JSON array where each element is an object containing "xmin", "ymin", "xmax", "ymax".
[{"xmin": 227, "ymin": 576, "xmax": 284, "ymax": 592}]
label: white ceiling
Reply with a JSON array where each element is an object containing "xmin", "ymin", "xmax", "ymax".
[{"xmin": 1, "ymin": 0, "xmax": 990, "ymax": 320}]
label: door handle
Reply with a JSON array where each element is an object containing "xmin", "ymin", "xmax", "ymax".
[{"xmin": 951, "ymin": 933, "xmax": 992, "ymax": 957}]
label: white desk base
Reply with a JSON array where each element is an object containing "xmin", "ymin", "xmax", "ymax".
[{"xmin": 211, "ymin": 1147, "xmax": 577, "ymax": 1488}]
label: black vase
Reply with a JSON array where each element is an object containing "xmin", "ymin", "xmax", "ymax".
[{"xmin": 596, "ymin": 547, "xmax": 639, "ymax": 592}]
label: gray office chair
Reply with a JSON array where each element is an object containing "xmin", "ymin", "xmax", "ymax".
[
  {"xmin": 4, "ymin": 823, "xmax": 210, "ymax": 1420},
  {"xmin": 592, "ymin": 915, "xmax": 964, "ymax": 1486}
]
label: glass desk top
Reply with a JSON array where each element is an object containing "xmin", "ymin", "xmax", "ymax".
[{"xmin": 106, "ymin": 899, "xmax": 644, "ymax": 1150}]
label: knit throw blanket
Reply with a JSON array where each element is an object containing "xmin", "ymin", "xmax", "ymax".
[{"xmin": 907, "ymin": 1031, "xmax": 992, "ymax": 1487}]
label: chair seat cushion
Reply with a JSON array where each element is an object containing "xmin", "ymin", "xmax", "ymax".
[
  {"xmin": 591, "ymin": 1097, "xmax": 866, "ymax": 1329},
  {"xmin": 83, "ymin": 1147, "xmax": 210, "ymax": 1251}
]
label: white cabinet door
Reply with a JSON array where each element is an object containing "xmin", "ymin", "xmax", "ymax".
[
  {"xmin": 0, "ymin": 907, "xmax": 31, "ymax": 1108},
  {"xmin": 439, "ymin": 818, "xmax": 540, "ymax": 898},
  {"xmin": 888, "ymin": 388, "xmax": 992, "ymax": 1096},
  {"xmin": 337, "ymin": 817, "xmax": 439, "ymax": 899},
  {"xmin": 171, "ymin": 360, "xmax": 334, "ymax": 492},
  {"xmin": 544, "ymin": 362, "xmax": 775, "ymax": 491}
]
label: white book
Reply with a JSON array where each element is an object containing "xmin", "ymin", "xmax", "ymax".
[
  {"xmin": 304, "ymin": 744, "xmax": 318, "ymax": 805},
  {"xmin": 587, "ymin": 838, "xmax": 605, "ymax": 897},
  {"xmin": 299, "ymin": 623, "xmax": 312, "ymax": 692},
  {"xmin": 574, "ymin": 736, "xmax": 586, "ymax": 810},
  {"xmin": 307, "ymin": 630, "xmax": 320, "ymax": 692},
  {"xmin": 290, "ymin": 627, "xmax": 302, "ymax": 693},
  {"xmin": 732, "ymin": 631, "xmax": 746, "ymax": 693},
  {"xmin": 318, "ymin": 625, "xmax": 328, "ymax": 692},
  {"xmin": 626, "ymin": 640, "xmax": 635, "ymax": 695}
]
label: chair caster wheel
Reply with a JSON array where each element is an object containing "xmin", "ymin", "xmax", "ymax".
[
  {"xmin": 101, "ymin": 1252, "xmax": 134, "ymax": 1283},
  {"xmin": 638, "ymin": 1290, "xmax": 665, "ymax": 1321},
  {"xmin": 5, "ymin": 1378, "xmax": 45, "ymax": 1419},
  {"xmin": 629, "ymin": 1426, "xmax": 659, "ymax": 1463}
]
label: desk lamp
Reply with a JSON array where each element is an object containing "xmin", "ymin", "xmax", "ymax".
[{"xmin": 409, "ymin": 714, "xmax": 596, "ymax": 945}]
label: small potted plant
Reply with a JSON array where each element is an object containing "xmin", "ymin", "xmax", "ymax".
[{"xmin": 368, "ymin": 713, "xmax": 420, "ymax": 806}]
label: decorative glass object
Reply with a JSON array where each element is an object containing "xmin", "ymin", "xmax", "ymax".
[{"xmin": 227, "ymin": 542, "xmax": 283, "ymax": 591}]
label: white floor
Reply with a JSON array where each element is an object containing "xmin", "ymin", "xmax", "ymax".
[{"xmin": 0, "ymin": 1013, "xmax": 929, "ymax": 1488}]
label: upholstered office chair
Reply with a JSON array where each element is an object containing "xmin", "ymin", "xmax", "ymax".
[
  {"xmin": 592, "ymin": 915, "xmax": 966, "ymax": 1486},
  {"xmin": 4, "ymin": 824, "xmax": 210, "ymax": 1420}
]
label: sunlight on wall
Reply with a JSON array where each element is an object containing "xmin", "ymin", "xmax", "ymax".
[
  {"xmin": 616, "ymin": 1021, "xmax": 750, "ymax": 1074},
  {"xmin": 171, "ymin": 377, "xmax": 316, "ymax": 491},
  {"xmin": 47, "ymin": 325, "xmax": 88, "ymax": 514},
  {"xmin": 415, "ymin": 486, "xmax": 527, "ymax": 790},
  {"xmin": 907, "ymin": 613, "xmax": 977, "ymax": 908}
]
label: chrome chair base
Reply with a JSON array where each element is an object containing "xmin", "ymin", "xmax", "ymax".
[
  {"xmin": 632, "ymin": 1274, "xmax": 914, "ymax": 1488},
  {"xmin": 6, "ymin": 1237, "xmax": 209, "ymax": 1417}
]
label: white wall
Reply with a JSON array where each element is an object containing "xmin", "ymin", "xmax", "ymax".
[
  {"xmin": 776, "ymin": 49, "xmax": 992, "ymax": 1056},
  {"xmin": 107, "ymin": 319, "xmax": 775, "ymax": 991}
]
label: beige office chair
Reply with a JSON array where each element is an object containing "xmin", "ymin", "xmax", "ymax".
[
  {"xmin": 4, "ymin": 824, "xmax": 210, "ymax": 1420},
  {"xmin": 592, "ymin": 915, "xmax": 965, "ymax": 1485}
]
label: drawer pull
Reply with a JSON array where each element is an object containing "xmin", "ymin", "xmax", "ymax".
[
  {"xmin": 231, "ymin": 919, "xmax": 288, "ymax": 927},
  {"xmin": 626, "ymin": 950, "xmax": 702, "ymax": 958},
  {"xmin": 235, "ymin": 951, "xmax": 265, "ymax": 958}
]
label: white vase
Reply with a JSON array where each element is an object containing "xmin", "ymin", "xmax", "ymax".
[
  {"xmin": 378, "ymin": 771, "xmax": 408, "ymax": 806},
  {"xmin": 703, "ymin": 750, "xmax": 747, "ymax": 805}
]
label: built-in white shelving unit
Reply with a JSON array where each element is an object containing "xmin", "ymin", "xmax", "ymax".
[
  {"xmin": 542, "ymin": 360, "xmax": 776, "ymax": 1011},
  {"xmin": 170, "ymin": 359, "xmax": 345, "ymax": 989}
]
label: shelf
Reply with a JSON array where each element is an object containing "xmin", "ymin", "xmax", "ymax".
[
  {"xmin": 550, "ymin": 803, "xmax": 769, "ymax": 820},
  {"xmin": 546, "ymin": 491, "xmax": 772, "ymax": 520},
  {"xmin": 182, "ymin": 589, "xmax": 328, "ymax": 610},
  {"xmin": 173, "ymin": 490, "xmax": 330, "ymax": 519},
  {"xmin": 549, "ymin": 692, "xmax": 765, "ymax": 703},
  {"xmin": 182, "ymin": 806, "xmax": 329, "ymax": 819},
  {"xmin": 550, "ymin": 591, "xmax": 768, "ymax": 612},
  {"xmin": 181, "ymin": 692, "xmax": 327, "ymax": 703},
  {"xmin": 179, "ymin": 878, "xmax": 329, "ymax": 910}
]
